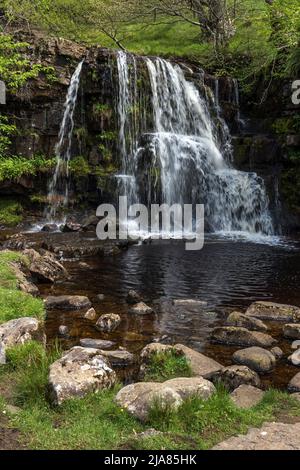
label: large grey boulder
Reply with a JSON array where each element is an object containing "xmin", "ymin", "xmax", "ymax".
[
  {"xmin": 288, "ymin": 372, "xmax": 300, "ymax": 393},
  {"xmin": 23, "ymin": 249, "xmax": 68, "ymax": 283},
  {"xmin": 245, "ymin": 301, "xmax": 300, "ymax": 322},
  {"xmin": 283, "ymin": 324, "xmax": 300, "ymax": 340},
  {"xmin": 210, "ymin": 327, "xmax": 276, "ymax": 348},
  {"xmin": 0, "ymin": 317, "xmax": 45, "ymax": 363},
  {"xmin": 115, "ymin": 377, "xmax": 215, "ymax": 422},
  {"xmin": 95, "ymin": 314, "xmax": 121, "ymax": 333},
  {"xmin": 226, "ymin": 312, "xmax": 268, "ymax": 332},
  {"xmin": 45, "ymin": 295, "xmax": 91, "ymax": 311},
  {"xmin": 230, "ymin": 384, "xmax": 264, "ymax": 409},
  {"xmin": 140, "ymin": 343, "xmax": 223, "ymax": 379},
  {"xmin": 48, "ymin": 347, "xmax": 116, "ymax": 405},
  {"xmin": 232, "ymin": 347, "xmax": 276, "ymax": 374},
  {"xmin": 211, "ymin": 365, "xmax": 261, "ymax": 392}
]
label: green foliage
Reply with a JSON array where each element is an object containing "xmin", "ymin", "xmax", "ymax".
[
  {"xmin": 143, "ymin": 350, "xmax": 192, "ymax": 382},
  {"xmin": 98, "ymin": 131, "xmax": 117, "ymax": 142},
  {"xmin": 0, "ymin": 115, "xmax": 17, "ymax": 157},
  {"xmin": 0, "ymin": 251, "xmax": 27, "ymax": 289},
  {"xmin": 6, "ymin": 341, "xmax": 46, "ymax": 371},
  {"xmin": 0, "ymin": 155, "xmax": 55, "ymax": 182},
  {"xmin": 69, "ymin": 156, "xmax": 90, "ymax": 176},
  {"xmin": 0, "ymin": 199, "xmax": 23, "ymax": 226},
  {"xmin": 92, "ymin": 103, "xmax": 112, "ymax": 119}
]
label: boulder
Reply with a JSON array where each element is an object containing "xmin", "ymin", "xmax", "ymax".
[
  {"xmin": 48, "ymin": 347, "xmax": 116, "ymax": 405},
  {"xmin": 11, "ymin": 264, "xmax": 39, "ymax": 297},
  {"xmin": 232, "ymin": 347, "xmax": 276, "ymax": 374},
  {"xmin": 41, "ymin": 224, "xmax": 58, "ymax": 233},
  {"xmin": 0, "ymin": 317, "xmax": 45, "ymax": 363},
  {"xmin": 245, "ymin": 301, "xmax": 300, "ymax": 322},
  {"xmin": 127, "ymin": 290, "xmax": 142, "ymax": 305},
  {"xmin": 288, "ymin": 372, "xmax": 300, "ymax": 393},
  {"xmin": 226, "ymin": 312, "xmax": 268, "ymax": 332},
  {"xmin": 283, "ymin": 324, "xmax": 300, "ymax": 340},
  {"xmin": 95, "ymin": 314, "xmax": 121, "ymax": 333},
  {"xmin": 99, "ymin": 349, "xmax": 136, "ymax": 366},
  {"xmin": 45, "ymin": 295, "xmax": 91, "ymax": 311},
  {"xmin": 288, "ymin": 350, "xmax": 300, "ymax": 366},
  {"xmin": 210, "ymin": 327, "xmax": 276, "ymax": 348},
  {"xmin": 115, "ymin": 377, "xmax": 215, "ymax": 421},
  {"xmin": 270, "ymin": 346, "xmax": 284, "ymax": 360},
  {"xmin": 129, "ymin": 302, "xmax": 153, "ymax": 315},
  {"xmin": 230, "ymin": 385, "xmax": 264, "ymax": 409},
  {"xmin": 211, "ymin": 365, "xmax": 261, "ymax": 392},
  {"xmin": 83, "ymin": 308, "xmax": 97, "ymax": 321},
  {"xmin": 79, "ymin": 338, "xmax": 115, "ymax": 349},
  {"xmin": 140, "ymin": 343, "xmax": 223, "ymax": 379},
  {"xmin": 23, "ymin": 249, "xmax": 68, "ymax": 283}
]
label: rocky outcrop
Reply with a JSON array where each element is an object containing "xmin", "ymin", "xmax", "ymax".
[
  {"xmin": 0, "ymin": 317, "xmax": 45, "ymax": 363},
  {"xmin": 95, "ymin": 314, "xmax": 121, "ymax": 333},
  {"xmin": 230, "ymin": 385, "xmax": 264, "ymax": 409},
  {"xmin": 211, "ymin": 365, "xmax": 261, "ymax": 392},
  {"xmin": 210, "ymin": 327, "xmax": 276, "ymax": 348},
  {"xmin": 23, "ymin": 249, "xmax": 68, "ymax": 283},
  {"xmin": 245, "ymin": 301, "xmax": 300, "ymax": 322},
  {"xmin": 115, "ymin": 377, "xmax": 215, "ymax": 421},
  {"xmin": 45, "ymin": 295, "xmax": 91, "ymax": 311},
  {"xmin": 226, "ymin": 312, "xmax": 268, "ymax": 332},
  {"xmin": 232, "ymin": 347, "xmax": 276, "ymax": 374},
  {"xmin": 48, "ymin": 347, "xmax": 116, "ymax": 405}
]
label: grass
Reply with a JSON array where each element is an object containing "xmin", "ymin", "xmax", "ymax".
[
  {"xmin": 143, "ymin": 350, "xmax": 192, "ymax": 382},
  {"xmin": 0, "ymin": 251, "xmax": 44, "ymax": 323},
  {"xmin": 0, "ymin": 199, "xmax": 23, "ymax": 226},
  {"xmin": 1, "ymin": 341, "xmax": 300, "ymax": 450}
]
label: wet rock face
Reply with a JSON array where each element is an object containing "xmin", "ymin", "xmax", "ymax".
[
  {"xmin": 48, "ymin": 346, "xmax": 116, "ymax": 405},
  {"xmin": 45, "ymin": 295, "xmax": 92, "ymax": 311},
  {"xmin": 232, "ymin": 347, "xmax": 276, "ymax": 374},
  {"xmin": 115, "ymin": 377, "xmax": 216, "ymax": 422},
  {"xmin": 210, "ymin": 326, "xmax": 276, "ymax": 348}
]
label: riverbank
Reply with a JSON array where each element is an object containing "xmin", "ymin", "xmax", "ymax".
[{"xmin": 1, "ymin": 245, "xmax": 300, "ymax": 450}]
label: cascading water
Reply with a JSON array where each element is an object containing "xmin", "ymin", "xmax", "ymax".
[
  {"xmin": 46, "ymin": 60, "xmax": 84, "ymax": 221},
  {"xmin": 142, "ymin": 57, "xmax": 273, "ymax": 235}
]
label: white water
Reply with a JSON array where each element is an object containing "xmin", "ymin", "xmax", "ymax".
[
  {"xmin": 46, "ymin": 60, "xmax": 84, "ymax": 221},
  {"xmin": 144, "ymin": 58, "xmax": 274, "ymax": 235}
]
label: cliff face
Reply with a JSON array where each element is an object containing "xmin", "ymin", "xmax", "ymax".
[{"xmin": 2, "ymin": 31, "xmax": 300, "ymax": 233}]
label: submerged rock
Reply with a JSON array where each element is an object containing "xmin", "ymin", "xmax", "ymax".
[
  {"xmin": 283, "ymin": 324, "xmax": 300, "ymax": 340},
  {"xmin": 83, "ymin": 308, "xmax": 97, "ymax": 321},
  {"xmin": 129, "ymin": 302, "xmax": 153, "ymax": 315},
  {"xmin": 0, "ymin": 317, "xmax": 45, "ymax": 363},
  {"xmin": 23, "ymin": 248, "xmax": 68, "ymax": 283},
  {"xmin": 58, "ymin": 325, "xmax": 69, "ymax": 337},
  {"xmin": 126, "ymin": 290, "xmax": 142, "ymax": 305},
  {"xmin": 172, "ymin": 299, "xmax": 207, "ymax": 307},
  {"xmin": 95, "ymin": 313, "xmax": 121, "ymax": 333},
  {"xmin": 288, "ymin": 372, "xmax": 300, "ymax": 393},
  {"xmin": 79, "ymin": 338, "xmax": 115, "ymax": 349},
  {"xmin": 230, "ymin": 385, "xmax": 264, "ymax": 409},
  {"xmin": 210, "ymin": 327, "xmax": 276, "ymax": 348},
  {"xmin": 232, "ymin": 347, "xmax": 276, "ymax": 374},
  {"xmin": 245, "ymin": 301, "xmax": 300, "ymax": 322},
  {"xmin": 115, "ymin": 377, "xmax": 215, "ymax": 421},
  {"xmin": 211, "ymin": 365, "xmax": 261, "ymax": 392},
  {"xmin": 226, "ymin": 312, "xmax": 268, "ymax": 332},
  {"xmin": 45, "ymin": 295, "xmax": 91, "ymax": 311},
  {"xmin": 48, "ymin": 346, "xmax": 116, "ymax": 405}
]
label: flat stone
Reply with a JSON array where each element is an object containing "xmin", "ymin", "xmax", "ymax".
[
  {"xmin": 226, "ymin": 312, "xmax": 268, "ymax": 332},
  {"xmin": 246, "ymin": 301, "xmax": 300, "ymax": 322},
  {"xmin": 129, "ymin": 302, "xmax": 153, "ymax": 315},
  {"xmin": 99, "ymin": 349, "xmax": 136, "ymax": 366},
  {"xmin": 230, "ymin": 385, "xmax": 264, "ymax": 409},
  {"xmin": 48, "ymin": 347, "xmax": 116, "ymax": 405},
  {"xmin": 115, "ymin": 377, "xmax": 215, "ymax": 422},
  {"xmin": 213, "ymin": 422, "xmax": 300, "ymax": 450},
  {"xmin": 95, "ymin": 314, "xmax": 121, "ymax": 333},
  {"xmin": 83, "ymin": 308, "xmax": 97, "ymax": 321},
  {"xmin": 45, "ymin": 295, "xmax": 92, "ymax": 311},
  {"xmin": 283, "ymin": 324, "xmax": 300, "ymax": 340},
  {"xmin": 211, "ymin": 365, "xmax": 261, "ymax": 392},
  {"xmin": 79, "ymin": 338, "xmax": 115, "ymax": 349},
  {"xmin": 233, "ymin": 347, "xmax": 276, "ymax": 374},
  {"xmin": 288, "ymin": 372, "xmax": 300, "ymax": 392},
  {"xmin": 210, "ymin": 327, "xmax": 276, "ymax": 348}
]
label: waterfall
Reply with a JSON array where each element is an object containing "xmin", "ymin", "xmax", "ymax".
[
  {"xmin": 46, "ymin": 60, "xmax": 84, "ymax": 221},
  {"xmin": 142, "ymin": 58, "xmax": 273, "ymax": 235}
]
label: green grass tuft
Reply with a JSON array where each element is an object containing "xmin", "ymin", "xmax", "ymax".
[
  {"xmin": 143, "ymin": 350, "xmax": 192, "ymax": 382},
  {"xmin": 0, "ymin": 199, "xmax": 23, "ymax": 226}
]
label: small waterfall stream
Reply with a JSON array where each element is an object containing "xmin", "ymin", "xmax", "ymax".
[{"xmin": 46, "ymin": 60, "xmax": 84, "ymax": 221}]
